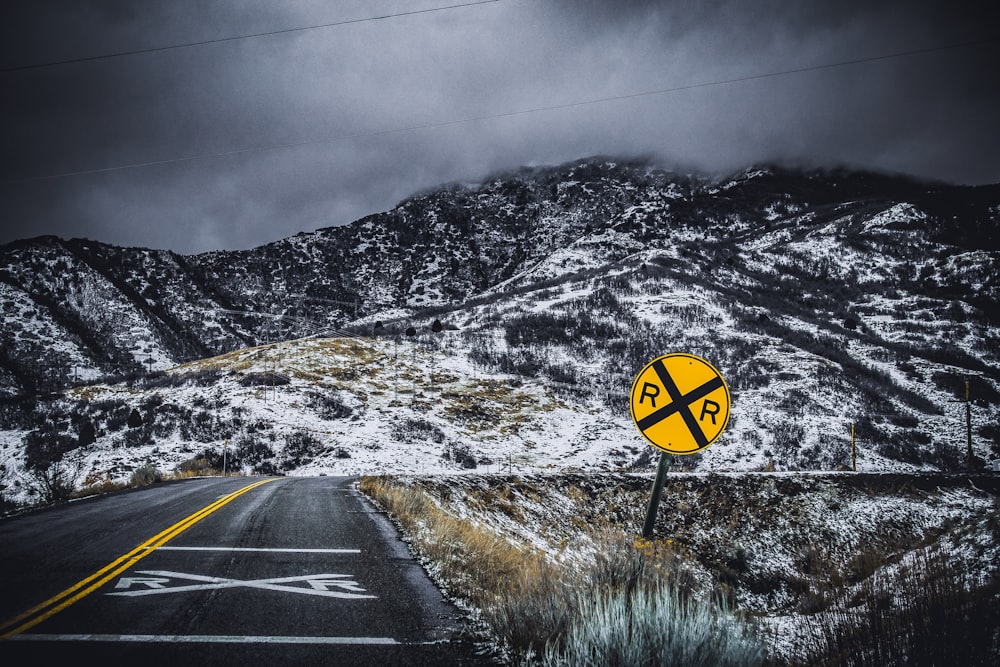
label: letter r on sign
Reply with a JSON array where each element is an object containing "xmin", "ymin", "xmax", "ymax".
[
  {"xmin": 699, "ymin": 399, "xmax": 721, "ymax": 424},
  {"xmin": 639, "ymin": 382, "xmax": 660, "ymax": 407}
]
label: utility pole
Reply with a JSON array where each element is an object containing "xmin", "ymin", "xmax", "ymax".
[
  {"xmin": 405, "ymin": 326, "xmax": 416, "ymax": 406},
  {"xmin": 393, "ymin": 336, "xmax": 399, "ymax": 401},
  {"xmin": 966, "ymin": 380, "xmax": 973, "ymax": 473},
  {"xmin": 851, "ymin": 423, "xmax": 857, "ymax": 472}
]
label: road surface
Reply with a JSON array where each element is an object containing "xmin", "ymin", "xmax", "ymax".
[{"xmin": 0, "ymin": 476, "xmax": 496, "ymax": 665}]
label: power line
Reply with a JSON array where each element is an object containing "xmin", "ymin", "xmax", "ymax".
[
  {"xmin": 2, "ymin": 35, "xmax": 995, "ymax": 185},
  {"xmin": 0, "ymin": 0, "xmax": 500, "ymax": 73}
]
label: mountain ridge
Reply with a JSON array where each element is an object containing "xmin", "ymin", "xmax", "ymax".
[
  {"xmin": 2, "ymin": 157, "xmax": 998, "ymax": 396},
  {"xmin": 1, "ymin": 156, "xmax": 998, "ymax": 501}
]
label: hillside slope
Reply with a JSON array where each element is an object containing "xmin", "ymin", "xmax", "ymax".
[{"xmin": 1, "ymin": 158, "xmax": 999, "ymax": 506}]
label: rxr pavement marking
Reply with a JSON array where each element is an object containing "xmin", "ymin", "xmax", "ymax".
[
  {"xmin": 109, "ymin": 571, "xmax": 377, "ymax": 599},
  {"xmin": 0, "ymin": 478, "xmax": 277, "ymax": 640}
]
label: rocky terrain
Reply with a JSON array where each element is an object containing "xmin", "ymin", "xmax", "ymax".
[{"xmin": 1, "ymin": 157, "xmax": 999, "ymax": 507}]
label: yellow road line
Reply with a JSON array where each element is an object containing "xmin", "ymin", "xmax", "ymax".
[{"xmin": 0, "ymin": 478, "xmax": 278, "ymax": 640}]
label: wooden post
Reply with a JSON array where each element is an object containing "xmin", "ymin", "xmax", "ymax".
[
  {"xmin": 851, "ymin": 423, "xmax": 856, "ymax": 472},
  {"xmin": 966, "ymin": 380, "xmax": 973, "ymax": 472}
]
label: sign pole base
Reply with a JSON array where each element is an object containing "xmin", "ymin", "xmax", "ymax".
[{"xmin": 641, "ymin": 452, "xmax": 670, "ymax": 539}]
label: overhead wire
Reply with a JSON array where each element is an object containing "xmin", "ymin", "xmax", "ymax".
[
  {"xmin": 0, "ymin": 0, "xmax": 501, "ymax": 73},
  {"xmin": 1, "ymin": 33, "xmax": 995, "ymax": 185}
]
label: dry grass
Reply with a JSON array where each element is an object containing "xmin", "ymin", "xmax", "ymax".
[
  {"xmin": 360, "ymin": 475, "xmax": 563, "ymax": 660},
  {"xmin": 359, "ymin": 476, "xmax": 547, "ymax": 602},
  {"xmin": 358, "ymin": 475, "xmax": 734, "ymax": 664},
  {"xmin": 174, "ymin": 456, "xmax": 219, "ymax": 477},
  {"xmin": 66, "ymin": 458, "xmax": 224, "ymax": 504},
  {"xmin": 73, "ymin": 472, "xmax": 128, "ymax": 498},
  {"xmin": 359, "ymin": 474, "xmax": 1000, "ymax": 666}
]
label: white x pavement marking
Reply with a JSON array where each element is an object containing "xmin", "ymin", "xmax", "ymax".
[{"xmin": 109, "ymin": 571, "xmax": 377, "ymax": 599}]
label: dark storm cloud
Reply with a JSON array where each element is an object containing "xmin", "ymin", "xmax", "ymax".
[{"xmin": 1, "ymin": 1, "xmax": 997, "ymax": 254}]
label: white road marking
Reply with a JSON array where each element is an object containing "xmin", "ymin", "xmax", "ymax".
[
  {"xmin": 114, "ymin": 576, "xmax": 171, "ymax": 590},
  {"xmin": 12, "ymin": 634, "xmax": 400, "ymax": 644},
  {"xmin": 156, "ymin": 547, "xmax": 361, "ymax": 553},
  {"xmin": 109, "ymin": 571, "xmax": 377, "ymax": 599}
]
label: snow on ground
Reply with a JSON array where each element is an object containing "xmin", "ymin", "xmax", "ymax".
[
  {"xmin": 385, "ymin": 470, "xmax": 999, "ymax": 664},
  {"xmin": 0, "ymin": 334, "xmax": 634, "ymax": 505}
]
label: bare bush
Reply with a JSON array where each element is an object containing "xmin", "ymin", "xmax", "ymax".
[
  {"xmin": 282, "ymin": 430, "xmax": 324, "ymax": 468},
  {"xmin": 801, "ymin": 551, "xmax": 1000, "ymax": 666},
  {"xmin": 308, "ymin": 391, "xmax": 353, "ymax": 420},
  {"xmin": 29, "ymin": 460, "xmax": 77, "ymax": 504}
]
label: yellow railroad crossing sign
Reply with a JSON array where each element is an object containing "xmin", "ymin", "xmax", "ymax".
[{"xmin": 630, "ymin": 353, "xmax": 730, "ymax": 455}]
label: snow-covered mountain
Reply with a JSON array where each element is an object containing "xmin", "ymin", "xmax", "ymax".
[{"xmin": 1, "ymin": 157, "xmax": 998, "ymax": 505}]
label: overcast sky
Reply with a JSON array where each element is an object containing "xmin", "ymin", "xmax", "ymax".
[{"xmin": 1, "ymin": 0, "xmax": 997, "ymax": 255}]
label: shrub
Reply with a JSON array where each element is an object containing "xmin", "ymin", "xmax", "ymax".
[
  {"xmin": 24, "ymin": 424, "xmax": 77, "ymax": 472},
  {"xmin": 234, "ymin": 433, "xmax": 275, "ymax": 470},
  {"xmin": 253, "ymin": 460, "xmax": 281, "ymax": 475},
  {"xmin": 582, "ymin": 286, "xmax": 621, "ymax": 312},
  {"xmin": 283, "ymin": 430, "xmax": 324, "ymax": 467},
  {"xmin": 141, "ymin": 371, "xmax": 182, "ymax": 389},
  {"xmin": 450, "ymin": 444, "xmax": 478, "ymax": 469},
  {"xmin": 102, "ymin": 401, "xmax": 132, "ymax": 432},
  {"xmin": 140, "ymin": 393, "xmax": 165, "ymax": 411},
  {"xmin": 545, "ymin": 362, "xmax": 579, "ymax": 386},
  {"xmin": 150, "ymin": 403, "xmax": 186, "ymax": 438},
  {"xmin": 129, "ymin": 463, "xmax": 162, "ymax": 486},
  {"xmin": 180, "ymin": 409, "xmax": 217, "ymax": 442},
  {"xmin": 126, "ymin": 408, "xmax": 143, "ymax": 429},
  {"xmin": 542, "ymin": 583, "xmax": 765, "ymax": 667},
  {"xmin": 308, "ymin": 391, "xmax": 353, "ymax": 420},
  {"xmin": 504, "ymin": 311, "xmax": 624, "ymax": 350},
  {"xmin": 77, "ymin": 419, "xmax": 97, "ymax": 447},
  {"xmin": 397, "ymin": 418, "xmax": 446, "ymax": 444},
  {"xmin": 176, "ymin": 456, "xmax": 216, "ymax": 477},
  {"xmin": 29, "ymin": 461, "xmax": 76, "ymax": 504},
  {"xmin": 184, "ymin": 368, "xmax": 225, "ymax": 386},
  {"xmin": 239, "ymin": 372, "xmax": 290, "ymax": 387},
  {"xmin": 485, "ymin": 563, "xmax": 577, "ymax": 659},
  {"xmin": 0, "ymin": 397, "xmax": 37, "ymax": 430},
  {"xmin": 770, "ymin": 421, "xmax": 806, "ymax": 467}
]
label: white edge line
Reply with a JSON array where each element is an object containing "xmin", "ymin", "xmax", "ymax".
[
  {"xmin": 13, "ymin": 634, "xmax": 400, "ymax": 645},
  {"xmin": 155, "ymin": 547, "xmax": 361, "ymax": 553}
]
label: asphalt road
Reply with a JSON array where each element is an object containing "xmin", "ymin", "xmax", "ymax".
[{"xmin": 0, "ymin": 476, "xmax": 496, "ymax": 666}]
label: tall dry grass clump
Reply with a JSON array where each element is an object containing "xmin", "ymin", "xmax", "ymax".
[
  {"xmin": 542, "ymin": 582, "xmax": 765, "ymax": 667},
  {"xmin": 359, "ymin": 475, "xmax": 548, "ymax": 604}
]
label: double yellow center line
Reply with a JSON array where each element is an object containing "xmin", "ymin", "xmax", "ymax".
[{"xmin": 0, "ymin": 478, "xmax": 277, "ymax": 640}]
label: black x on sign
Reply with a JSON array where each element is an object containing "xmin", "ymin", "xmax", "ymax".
[{"xmin": 629, "ymin": 353, "xmax": 731, "ymax": 455}]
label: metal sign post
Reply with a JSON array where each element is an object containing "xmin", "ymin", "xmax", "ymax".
[{"xmin": 642, "ymin": 452, "xmax": 671, "ymax": 539}]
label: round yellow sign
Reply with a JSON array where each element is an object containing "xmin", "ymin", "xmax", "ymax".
[{"xmin": 629, "ymin": 353, "xmax": 731, "ymax": 455}]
